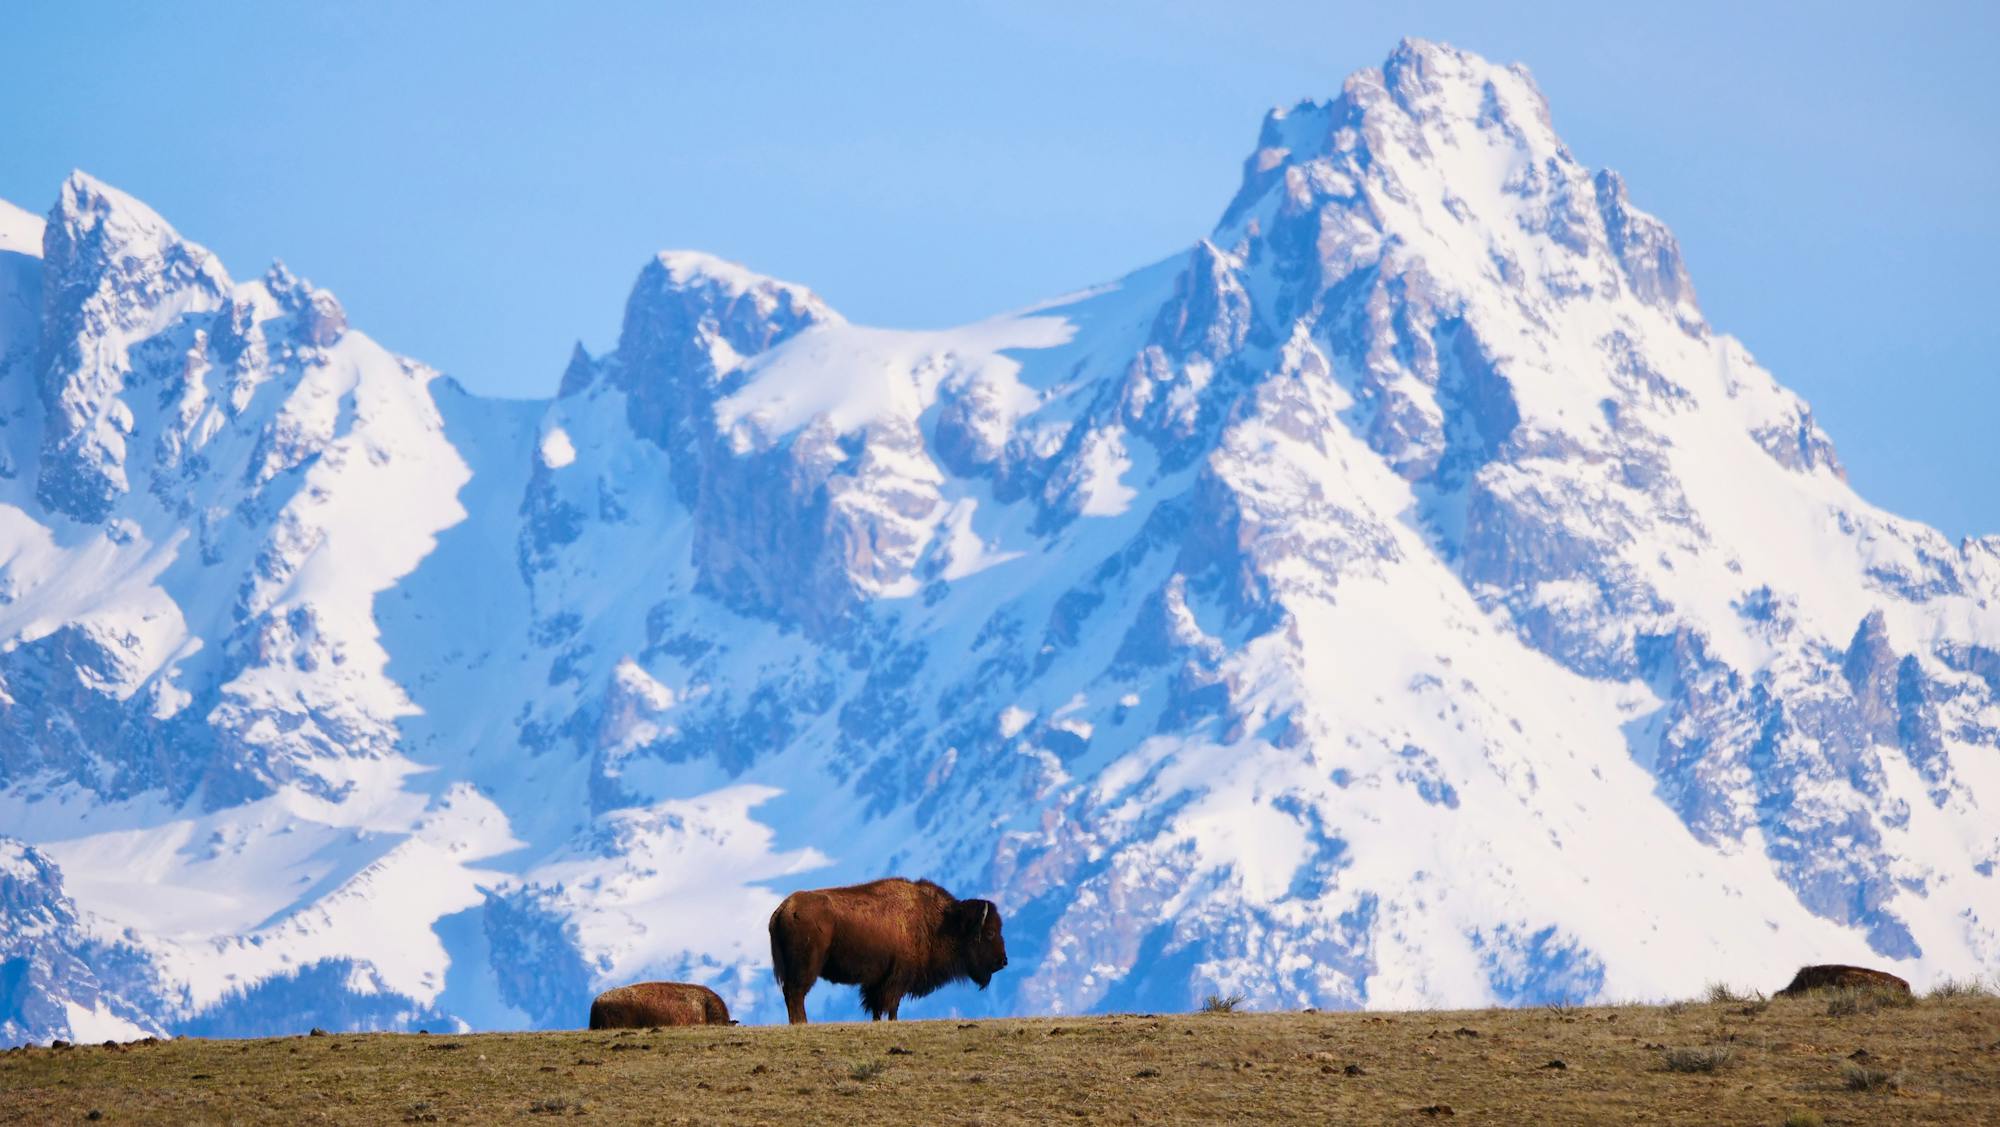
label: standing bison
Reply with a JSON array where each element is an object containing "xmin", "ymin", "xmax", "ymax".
[
  {"xmin": 588, "ymin": 981, "xmax": 733, "ymax": 1028},
  {"xmin": 768, "ymin": 877, "xmax": 1008, "ymax": 1023}
]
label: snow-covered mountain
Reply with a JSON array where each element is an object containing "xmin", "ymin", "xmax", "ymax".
[{"xmin": 2, "ymin": 40, "xmax": 1995, "ymax": 1045}]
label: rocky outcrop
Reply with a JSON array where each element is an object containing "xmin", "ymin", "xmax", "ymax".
[
  {"xmin": 611, "ymin": 250, "xmax": 836, "ymax": 505},
  {"xmin": 36, "ymin": 173, "xmax": 229, "ymax": 521},
  {"xmin": 0, "ymin": 839, "xmax": 163, "ymax": 1047}
]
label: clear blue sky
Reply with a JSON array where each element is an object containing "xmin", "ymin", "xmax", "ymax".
[{"xmin": 5, "ymin": 2, "xmax": 1995, "ymax": 538}]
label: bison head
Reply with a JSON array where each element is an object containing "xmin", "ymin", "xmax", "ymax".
[{"xmin": 950, "ymin": 898, "xmax": 1008, "ymax": 988}]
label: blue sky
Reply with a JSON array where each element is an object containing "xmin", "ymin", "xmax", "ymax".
[{"xmin": 4, "ymin": 2, "xmax": 1995, "ymax": 537}]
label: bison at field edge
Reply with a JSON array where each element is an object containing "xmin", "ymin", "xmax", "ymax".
[
  {"xmin": 587, "ymin": 981, "xmax": 733, "ymax": 1028},
  {"xmin": 1773, "ymin": 964, "xmax": 1913, "ymax": 998},
  {"xmin": 768, "ymin": 877, "xmax": 1007, "ymax": 1023}
]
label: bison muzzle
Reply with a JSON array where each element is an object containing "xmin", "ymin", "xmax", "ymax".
[
  {"xmin": 768, "ymin": 877, "xmax": 1008, "ymax": 1023},
  {"xmin": 587, "ymin": 981, "xmax": 733, "ymax": 1028}
]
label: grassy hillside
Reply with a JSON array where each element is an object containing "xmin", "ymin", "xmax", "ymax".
[{"xmin": 3, "ymin": 992, "xmax": 1996, "ymax": 1124}]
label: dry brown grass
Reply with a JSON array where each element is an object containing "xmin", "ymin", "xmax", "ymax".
[
  {"xmin": 1659, "ymin": 1043, "xmax": 1735, "ymax": 1073},
  {"xmin": 2, "ymin": 993, "xmax": 1995, "ymax": 1125},
  {"xmin": 1823, "ymin": 984, "xmax": 1918, "ymax": 1017},
  {"xmin": 1926, "ymin": 976, "xmax": 1992, "ymax": 1000}
]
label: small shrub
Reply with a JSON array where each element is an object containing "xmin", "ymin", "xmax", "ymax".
[
  {"xmin": 1661, "ymin": 1045, "xmax": 1735, "ymax": 1073},
  {"xmin": 1927, "ymin": 976, "xmax": 1992, "ymax": 1000},
  {"xmin": 1662, "ymin": 1000, "xmax": 1690, "ymax": 1016},
  {"xmin": 1704, "ymin": 982, "xmax": 1751, "ymax": 1005},
  {"xmin": 1843, "ymin": 1063, "xmax": 1899, "ymax": 1092},
  {"xmin": 1201, "ymin": 992, "xmax": 1246, "ymax": 1014},
  {"xmin": 848, "ymin": 1060, "xmax": 887, "ymax": 1082},
  {"xmin": 1545, "ymin": 999, "xmax": 1577, "ymax": 1018},
  {"xmin": 1783, "ymin": 1111, "xmax": 1825, "ymax": 1127}
]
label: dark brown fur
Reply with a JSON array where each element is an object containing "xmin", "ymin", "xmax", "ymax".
[
  {"xmin": 586, "ymin": 981, "xmax": 732, "ymax": 1029},
  {"xmin": 1774, "ymin": 964, "xmax": 1912, "ymax": 998},
  {"xmin": 768, "ymin": 877, "xmax": 1008, "ymax": 1023}
]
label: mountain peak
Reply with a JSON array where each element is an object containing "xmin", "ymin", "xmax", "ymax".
[
  {"xmin": 1373, "ymin": 38, "xmax": 1561, "ymax": 155},
  {"xmin": 634, "ymin": 250, "xmax": 842, "ymax": 334},
  {"xmin": 617, "ymin": 250, "xmax": 840, "ymax": 379},
  {"xmin": 43, "ymin": 170, "xmax": 227, "ymax": 296},
  {"xmin": 1217, "ymin": 40, "xmax": 1565, "ymax": 239},
  {"xmin": 258, "ymin": 259, "xmax": 347, "ymax": 345},
  {"xmin": 1382, "ymin": 35, "xmax": 1467, "ymax": 79},
  {"xmin": 653, "ymin": 249, "xmax": 795, "ymax": 292},
  {"xmin": 47, "ymin": 171, "xmax": 210, "ymax": 273},
  {"xmin": 2, "ymin": 47, "xmax": 1994, "ymax": 1046},
  {"xmin": 1213, "ymin": 39, "xmax": 1708, "ymax": 334},
  {"xmin": 36, "ymin": 172, "xmax": 232, "ymax": 522},
  {"xmin": 1379, "ymin": 37, "xmax": 1550, "ymax": 114},
  {"xmin": 56, "ymin": 169, "xmax": 157, "ymax": 224}
]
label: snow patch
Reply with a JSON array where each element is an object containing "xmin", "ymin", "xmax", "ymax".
[
  {"xmin": 999, "ymin": 706, "xmax": 1034, "ymax": 739},
  {"xmin": 538, "ymin": 426, "xmax": 576, "ymax": 469}
]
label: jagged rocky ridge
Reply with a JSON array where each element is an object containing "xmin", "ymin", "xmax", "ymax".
[{"xmin": 0, "ymin": 40, "xmax": 1995, "ymax": 1044}]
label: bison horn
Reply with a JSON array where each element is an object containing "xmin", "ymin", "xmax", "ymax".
[{"xmin": 978, "ymin": 902, "xmax": 989, "ymax": 928}]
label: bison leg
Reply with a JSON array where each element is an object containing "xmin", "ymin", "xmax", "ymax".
[
  {"xmin": 783, "ymin": 978, "xmax": 814, "ymax": 1025},
  {"xmin": 770, "ymin": 905, "xmax": 824, "ymax": 1025},
  {"xmin": 777, "ymin": 944, "xmax": 819, "ymax": 1024}
]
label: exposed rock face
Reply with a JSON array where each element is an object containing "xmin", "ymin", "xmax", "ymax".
[
  {"xmin": 0, "ymin": 173, "xmax": 469, "ymax": 816},
  {"xmin": 0, "ymin": 839, "xmax": 162, "ymax": 1046},
  {"xmin": 36, "ymin": 174, "xmax": 230, "ymax": 521},
  {"xmin": 1593, "ymin": 170, "xmax": 1697, "ymax": 316},
  {"xmin": 0, "ymin": 41, "xmax": 1996, "ymax": 1044},
  {"xmin": 610, "ymin": 250, "xmax": 837, "ymax": 505}
]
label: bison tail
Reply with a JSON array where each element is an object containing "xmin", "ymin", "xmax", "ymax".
[
  {"xmin": 768, "ymin": 902, "xmax": 791, "ymax": 986},
  {"xmin": 587, "ymin": 1001, "xmax": 606, "ymax": 1031}
]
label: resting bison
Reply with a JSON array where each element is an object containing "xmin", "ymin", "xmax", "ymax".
[
  {"xmin": 1774, "ymin": 964, "xmax": 1913, "ymax": 998},
  {"xmin": 769, "ymin": 877, "xmax": 1007, "ymax": 1023},
  {"xmin": 587, "ymin": 981, "xmax": 732, "ymax": 1028}
]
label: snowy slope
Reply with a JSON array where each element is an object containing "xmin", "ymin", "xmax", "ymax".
[{"xmin": 1, "ymin": 40, "xmax": 1996, "ymax": 1044}]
